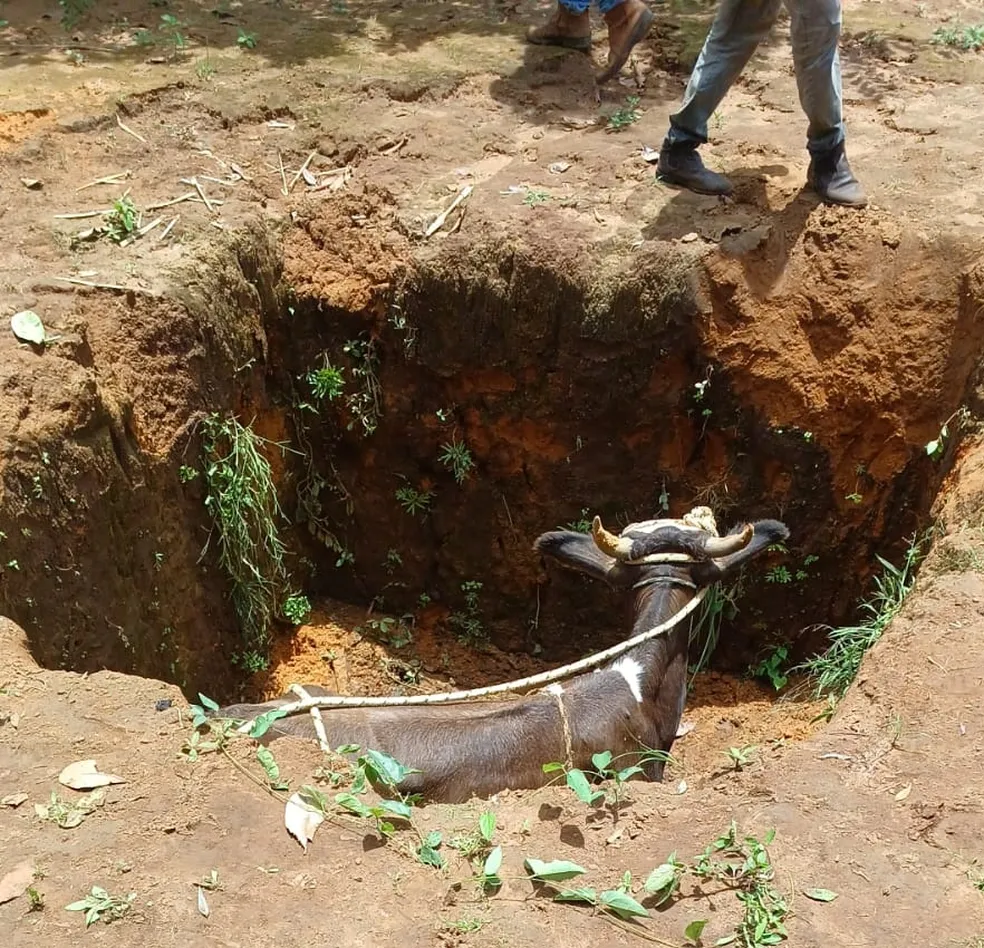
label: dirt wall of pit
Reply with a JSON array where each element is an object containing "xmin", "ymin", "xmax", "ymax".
[{"xmin": 1, "ymin": 194, "xmax": 982, "ymax": 698}]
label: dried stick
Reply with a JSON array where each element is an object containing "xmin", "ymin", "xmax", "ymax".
[
  {"xmin": 425, "ymin": 185, "xmax": 474, "ymax": 238},
  {"xmin": 115, "ymin": 114, "xmax": 147, "ymax": 143},
  {"xmin": 76, "ymin": 171, "xmax": 131, "ymax": 191},
  {"xmin": 288, "ymin": 150, "xmax": 319, "ymax": 193}
]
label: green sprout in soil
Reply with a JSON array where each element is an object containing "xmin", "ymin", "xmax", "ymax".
[
  {"xmin": 104, "ymin": 195, "xmax": 139, "ymax": 243},
  {"xmin": 796, "ymin": 533, "xmax": 926, "ymax": 697},
  {"xmin": 306, "ymin": 358, "xmax": 345, "ymax": 403},
  {"xmin": 65, "ymin": 887, "xmax": 135, "ymax": 928},
  {"xmin": 607, "ymin": 95, "xmax": 641, "ymax": 132},
  {"xmin": 282, "ymin": 593, "xmax": 311, "ymax": 626},
  {"xmin": 237, "ymin": 29, "xmax": 258, "ymax": 48},
  {"xmin": 439, "ymin": 438, "xmax": 475, "ymax": 483},
  {"xmin": 395, "ymin": 484, "xmax": 434, "ymax": 517},
  {"xmin": 931, "ymin": 24, "xmax": 984, "ymax": 50}
]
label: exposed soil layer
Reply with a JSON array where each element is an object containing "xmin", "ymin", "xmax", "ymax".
[{"xmin": 1, "ymin": 0, "xmax": 984, "ymax": 945}]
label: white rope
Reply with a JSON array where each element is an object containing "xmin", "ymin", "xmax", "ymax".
[{"xmin": 234, "ymin": 585, "xmax": 708, "ymax": 731}]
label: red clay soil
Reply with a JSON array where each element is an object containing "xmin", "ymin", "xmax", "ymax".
[{"xmin": 2, "ymin": 0, "xmax": 984, "ymax": 945}]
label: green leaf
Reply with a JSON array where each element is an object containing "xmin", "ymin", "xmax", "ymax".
[
  {"xmin": 763, "ymin": 827, "xmax": 776, "ymax": 845},
  {"xmin": 483, "ymin": 845, "xmax": 503, "ymax": 877},
  {"xmin": 685, "ymin": 919, "xmax": 708, "ymax": 944},
  {"xmin": 524, "ymin": 858, "xmax": 587, "ymax": 882},
  {"xmin": 715, "ymin": 936, "xmax": 737, "ymax": 946},
  {"xmin": 335, "ymin": 792, "xmax": 372, "ymax": 818},
  {"xmin": 335, "ymin": 743, "xmax": 361, "ymax": 754},
  {"xmin": 378, "ymin": 799, "xmax": 413, "ymax": 820},
  {"xmin": 599, "ymin": 889, "xmax": 649, "ymax": 920},
  {"xmin": 644, "ymin": 860, "xmax": 680, "ymax": 899},
  {"xmin": 256, "ymin": 746, "xmax": 283, "ymax": 786},
  {"xmin": 65, "ymin": 899, "xmax": 91, "ymax": 911},
  {"xmin": 249, "ymin": 708, "xmax": 289, "ymax": 739},
  {"xmin": 479, "ymin": 811, "xmax": 496, "ymax": 842},
  {"xmin": 803, "ymin": 887, "xmax": 838, "ymax": 902},
  {"xmin": 591, "ymin": 750, "xmax": 613, "ymax": 772},
  {"xmin": 553, "ymin": 886, "xmax": 597, "ymax": 904},
  {"xmin": 541, "ymin": 761, "xmax": 564, "ymax": 773},
  {"xmin": 566, "ymin": 769, "xmax": 604, "ymax": 805},
  {"xmin": 363, "ymin": 748, "xmax": 418, "ymax": 787},
  {"xmin": 198, "ymin": 693, "xmax": 220, "ymax": 712},
  {"xmin": 418, "ymin": 844, "xmax": 445, "ymax": 868},
  {"xmin": 423, "ymin": 830, "xmax": 442, "ymax": 848},
  {"xmin": 617, "ymin": 765, "xmax": 644, "ymax": 782}
]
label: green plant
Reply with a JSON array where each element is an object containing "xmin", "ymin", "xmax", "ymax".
[
  {"xmin": 607, "ymin": 95, "xmax": 641, "ymax": 131},
  {"xmin": 104, "ymin": 196, "xmax": 139, "ymax": 243},
  {"xmin": 59, "ymin": 0, "xmax": 94, "ymax": 29},
  {"xmin": 395, "ymin": 484, "xmax": 434, "ymax": 517},
  {"xmin": 65, "ymin": 887, "xmax": 135, "ymax": 928},
  {"xmin": 688, "ymin": 580, "xmax": 741, "ymax": 678},
  {"xmin": 523, "ymin": 188, "xmax": 550, "ymax": 207},
  {"xmin": 196, "ymin": 57, "xmax": 216, "ymax": 79},
  {"xmin": 134, "ymin": 28, "xmax": 155, "ymax": 46},
  {"xmin": 646, "ymin": 823, "xmax": 789, "ymax": 948},
  {"xmin": 725, "ymin": 745, "xmax": 757, "ymax": 771},
  {"xmin": 562, "ymin": 508, "xmax": 592, "ymax": 533},
  {"xmin": 35, "ymin": 790, "xmax": 106, "ymax": 828},
  {"xmin": 384, "ymin": 549, "xmax": 403, "ymax": 574},
  {"xmin": 765, "ymin": 565, "xmax": 792, "ymax": 584},
  {"xmin": 361, "ymin": 615, "xmax": 414, "ymax": 649},
  {"xmin": 27, "ymin": 886, "xmax": 45, "ymax": 911},
  {"xmin": 306, "ymin": 359, "xmax": 345, "ymax": 402},
  {"xmin": 749, "ymin": 646, "xmax": 789, "ymax": 691},
  {"xmin": 159, "ymin": 13, "xmax": 188, "ymax": 54},
  {"xmin": 797, "ymin": 534, "xmax": 926, "ymax": 697},
  {"xmin": 931, "ymin": 24, "xmax": 984, "ymax": 50},
  {"xmin": 439, "ymin": 439, "xmax": 475, "ymax": 483},
  {"xmin": 524, "ymin": 858, "xmax": 649, "ymax": 920},
  {"xmin": 544, "ymin": 748, "xmax": 674, "ymax": 819},
  {"xmin": 845, "ymin": 492, "xmax": 863, "ymax": 505},
  {"xmin": 343, "ymin": 336, "xmax": 382, "ymax": 435},
  {"xmin": 201, "ymin": 413, "xmax": 293, "ymax": 670},
  {"xmin": 925, "ymin": 407, "xmax": 971, "ymax": 460},
  {"xmin": 181, "ymin": 695, "xmax": 239, "ymax": 760},
  {"xmin": 178, "ymin": 464, "xmax": 198, "ymax": 483},
  {"xmin": 237, "ymin": 28, "xmax": 258, "ymax": 48},
  {"xmin": 450, "ymin": 811, "xmax": 496, "ymax": 861},
  {"xmin": 282, "ymin": 593, "xmax": 311, "ymax": 626},
  {"xmin": 449, "ymin": 580, "xmax": 484, "ymax": 644}
]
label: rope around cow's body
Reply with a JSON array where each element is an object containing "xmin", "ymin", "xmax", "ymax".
[{"xmin": 233, "ymin": 583, "xmax": 708, "ymax": 733}]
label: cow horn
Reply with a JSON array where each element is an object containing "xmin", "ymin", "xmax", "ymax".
[
  {"xmin": 705, "ymin": 524, "xmax": 754, "ymax": 557},
  {"xmin": 591, "ymin": 516, "xmax": 632, "ymax": 559}
]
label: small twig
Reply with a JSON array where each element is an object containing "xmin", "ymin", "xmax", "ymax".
[
  {"xmin": 53, "ymin": 276, "xmax": 143, "ymax": 293},
  {"xmin": 159, "ymin": 216, "xmax": 179, "ymax": 241},
  {"xmin": 288, "ymin": 149, "xmax": 319, "ymax": 193},
  {"xmin": 115, "ymin": 113, "xmax": 147, "ymax": 144},
  {"xmin": 76, "ymin": 171, "xmax": 131, "ymax": 191},
  {"xmin": 181, "ymin": 177, "xmax": 217, "ymax": 214},
  {"xmin": 120, "ymin": 216, "xmax": 164, "ymax": 247},
  {"xmin": 278, "ymin": 150, "xmax": 288, "ymax": 196},
  {"xmin": 199, "ymin": 175, "xmax": 241, "ymax": 187},
  {"xmin": 53, "ymin": 209, "xmax": 109, "ymax": 219},
  {"xmin": 146, "ymin": 192, "xmax": 196, "ymax": 211},
  {"xmin": 425, "ymin": 185, "xmax": 473, "ymax": 238}
]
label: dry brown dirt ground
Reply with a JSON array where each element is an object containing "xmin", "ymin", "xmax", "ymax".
[{"xmin": 2, "ymin": 0, "xmax": 984, "ymax": 945}]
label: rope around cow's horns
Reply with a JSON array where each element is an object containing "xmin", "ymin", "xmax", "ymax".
[{"xmin": 233, "ymin": 585, "xmax": 709, "ymax": 733}]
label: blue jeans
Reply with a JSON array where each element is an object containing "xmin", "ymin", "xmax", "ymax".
[
  {"xmin": 560, "ymin": 0, "xmax": 625, "ymax": 14},
  {"xmin": 665, "ymin": 0, "xmax": 846, "ymax": 155}
]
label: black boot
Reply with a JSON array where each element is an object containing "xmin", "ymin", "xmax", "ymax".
[
  {"xmin": 808, "ymin": 142, "xmax": 866, "ymax": 207},
  {"xmin": 656, "ymin": 141, "xmax": 732, "ymax": 196}
]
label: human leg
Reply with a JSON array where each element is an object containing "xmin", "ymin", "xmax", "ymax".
[
  {"xmin": 526, "ymin": 0, "xmax": 592, "ymax": 52},
  {"xmin": 658, "ymin": 0, "xmax": 782, "ymax": 194},
  {"xmin": 595, "ymin": 0, "xmax": 655, "ymax": 84},
  {"xmin": 787, "ymin": 0, "xmax": 866, "ymax": 205}
]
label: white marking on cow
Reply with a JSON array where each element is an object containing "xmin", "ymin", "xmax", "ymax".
[
  {"xmin": 545, "ymin": 682, "xmax": 565, "ymax": 695},
  {"xmin": 612, "ymin": 657, "xmax": 644, "ymax": 704}
]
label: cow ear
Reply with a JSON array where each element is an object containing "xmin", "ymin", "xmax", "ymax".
[
  {"xmin": 534, "ymin": 531, "xmax": 626, "ymax": 586},
  {"xmin": 692, "ymin": 520, "xmax": 789, "ymax": 584}
]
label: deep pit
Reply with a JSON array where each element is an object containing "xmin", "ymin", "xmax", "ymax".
[{"xmin": 1, "ymin": 199, "xmax": 982, "ymax": 718}]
